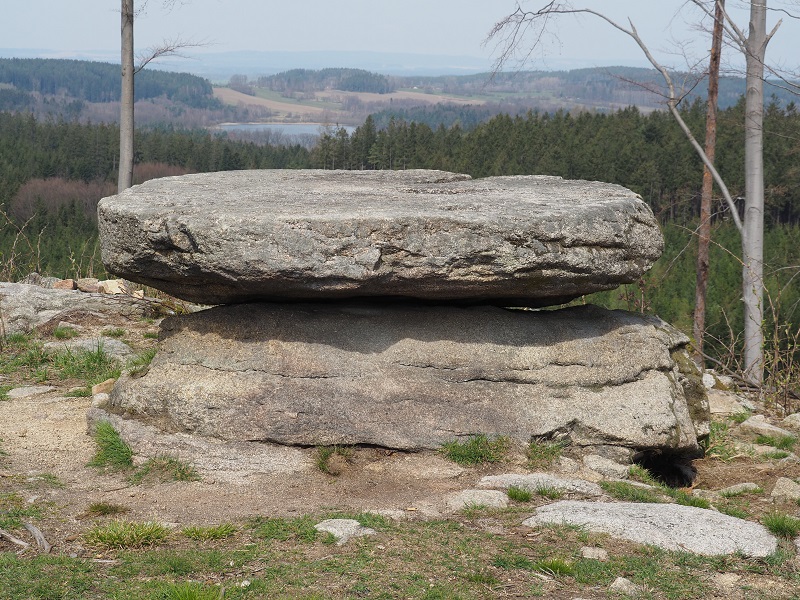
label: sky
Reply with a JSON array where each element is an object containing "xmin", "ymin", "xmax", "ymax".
[{"xmin": 2, "ymin": 0, "xmax": 799, "ymax": 74}]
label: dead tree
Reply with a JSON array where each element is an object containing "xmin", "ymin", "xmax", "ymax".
[{"xmin": 487, "ymin": 0, "xmax": 783, "ymax": 385}]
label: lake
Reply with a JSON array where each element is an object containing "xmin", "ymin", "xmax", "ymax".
[{"xmin": 214, "ymin": 123, "xmax": 356, "ymax": 136}]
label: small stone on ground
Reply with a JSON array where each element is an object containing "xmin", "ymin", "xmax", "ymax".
[{"xmin": 313, "ymin": 519, "xmax": 376, "ymax": 545}]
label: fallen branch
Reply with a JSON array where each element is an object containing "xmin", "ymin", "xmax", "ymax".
[
  {"xmin": 0, "ymin": 527, "xmax": 30, "ymax": 549},
  {"xmin": 23, "ymin": 522, "xmax": 52, "ymax": 553}
]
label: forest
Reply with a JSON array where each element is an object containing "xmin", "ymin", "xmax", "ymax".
[{"xmin": 0, "ymin": 95, "xmax": 798, "ymax": 378}]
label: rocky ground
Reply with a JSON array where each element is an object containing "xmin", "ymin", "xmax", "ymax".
[{"xmin": 1, "ymin": 280, "xmax": 800, "ymax": 598}]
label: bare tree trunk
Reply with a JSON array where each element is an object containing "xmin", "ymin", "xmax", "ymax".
[
  {"xmin": 742, "ymin": 0, "xmax": 768, "ymax": 384},
  {"xmin": 119, "ymin": 0, "xmax": 135, "ymax": 193},
  {"xmin": 693, "ymin": 0, "xmax": 725, "ymax": 366}
]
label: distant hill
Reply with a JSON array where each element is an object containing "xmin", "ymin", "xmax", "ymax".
[
  {"xmin": 0, "ymin": 58, "xmax": 220, "ymax": 108},
  {"xmin": 258, "ymin": 68, "xmax": 395, "ymax": 95}
]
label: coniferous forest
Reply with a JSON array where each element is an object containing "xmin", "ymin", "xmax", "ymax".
[{"xmin": 1, "ymin": 88, "xmax": 798, "ymax": 376}]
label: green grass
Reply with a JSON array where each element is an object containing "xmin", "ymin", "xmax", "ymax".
[
  {"xmin": 314, "ymin": 445, "xmax": 353, "ymax": 474},
  {"xmin": 249, "ymin": 516, "xmax": 319, "ymax": 543},
  {"xmin": 600, "ymin": 481, "xmax": 665, "ymax": 503},
  {"xmin": 85, "ymin": 501, "xmax": 129, "ymax": 517},
  {"xmin": 1, "ymin": 509, "xmax": 798, "ymax": 599},
  {"xmin": 126, "ymin": 347, "xmax": 157, "ymax": 376},
  {"xmin": 0, "ymin": 492, "xmax": 42, "ymax": 529},
  {"xmin": 88, "ymin": 421, "xmax": 134, "ymax": 470},
  {"xmin": 182, "ymin": 523, "xmax": 237, "ymax": 541},
  {"xmin": 720, "ymin": 486, "xmax": 763, "ymax": 498},
  {"xmin": 533, "ymin": 557, "xmax": 575, "ymax": 576},
  {"xmin": 0, "ymin": 384, "xmax": 12, "ymax": 400},
  {"xmin": 755, "ymin": 434, "xmax": 797, "ymax": 451},
  {"xmin": 628, "ymin": 464, "xmax": 661, "ymax": 486},
  {"xmin": 129, "ymin": 455, "xmax": 200, "ymax": 485},
  {"xmin": 143, "ymin": 331, "xmax": 159, "ymax": 340},
  {"xmin": 154, "ymin": 581, "xmax": 223, "ymax": 600},
  {"xmin": 85, "ymin": 520, "xmax": 170, "ymax": 549},
  {"xmin": 507, "ymin": 485, "xmax": 533, "ymax": 502},
  {"xmin": 52, "ymin": 326, "xmax": 79, "ymax": 340},
  {"xmin": 440, "ymin": 434, "xmax": 509, "ymax": 466},
  {"xmin": 534, "ymin": 484, "xmax": 564, "ymax": 500},
  {"xmin": 703, "ymin": 421, "xmax": 740, "ymax": 461},
  {"xmin": 762, "ymin": 450, "xmax": 790, "ymax": 460},
  {"xmin": 103, "ymin": 327, "xmax": 126, "ymax": 338},
  {"xmin": 762, "ymin": 512, "xmax": 800, "ymax": 538},
  {"xmin": 50, "ymin": 345, "xmax": 121, "ymax": 383},
  {"xmin": 64, "ymin": 386, "xmax": 91, "ymax": 397},
  {"xmin": 527, "ymin": 439, "xmax": 566, "ymax": 469}
]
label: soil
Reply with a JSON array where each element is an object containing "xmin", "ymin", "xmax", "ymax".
[{"xmin": 1, "ymin": 303, "xmax": 799, "ymax": 562}]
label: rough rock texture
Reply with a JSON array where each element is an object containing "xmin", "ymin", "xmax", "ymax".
[
  {"xmin": 523, "ymin": 501, "xmax": 778, "ymax": 557},
  {"xmin": 0, "ymin": 282, "xmax": 155, "ymax": 335},
  {"xmin": 478, "ymin": 473, "xmax": 604, "ymax": 496},
  {"xmin": 108, "ymin": 302, "xmax": 708, "ymax": 453},
  {"xmin": 98, "ymin": 170, "xmax": 663, "ymax": 306},
  {"xmin": 87, "ymin": 408, "xmax": 310, "ymax": 482}
]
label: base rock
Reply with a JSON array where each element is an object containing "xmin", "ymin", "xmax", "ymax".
[{"xmin": 108, "ymin": 302, "xmax": 708, "ymax": 453}]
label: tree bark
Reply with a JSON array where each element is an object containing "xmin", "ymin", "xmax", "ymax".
[
  {"xmin": 742, "ymin": 0, "xmax": 768, "ymax": 384},
  {"xmin": 119, "ymin": 0, "xmax": 135, "ymax": 192},
  {"xmin": 693, "ymin": 0, "xmax": 725, "ymax": 366}
]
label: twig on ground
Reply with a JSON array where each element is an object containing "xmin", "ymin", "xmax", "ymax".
[
  {"xmin": 0, "ymin": 527, "xmax": 30, "ymax": 549},
  {"xmin": 23, "ymin": 522, "xmax": 52, "ymax": 553}
]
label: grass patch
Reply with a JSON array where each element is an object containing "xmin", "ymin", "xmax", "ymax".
[
  {"xmin": 666, "ymin": 489, "xmax": 711, "ymax": 509},
  {"xmin": 762, "ymin": 450, "xmax": 790, "ymax": 460},
  {"xmin": 703, "ymin": 421, "xmax": 739, "ymax": 461},
  {"xmin": 720, "ymin": 486, "xmax": 763, "ymax": 498},
  {"xmin": 88, "ymin": 421, "xmax": 133, "ymax": 471},
  {"xmin": 142, "ymin": 331, "xmax": 159, "ymax": 340},
  {"xmin": 507, "ymin": 485, "xmax": 533, "ymax": 502},
  {"xmin": 534, "ymin": 484, "xmax": 564, "ymax": 500},
  {"xmin": 0, "ymin": 384, "xmax": 13, "ymax": 400},
  {"xmin": 730, "ymin": 411, "xmax": 751, "ymax": 424},
  {"xmin": 249, "ymin": 516, "xmax": 319, "ymax": 543},
  {"xmin": 126, "ymin": 347, "xmax": 157, "ymax": 377},
  {"xmin": 85, "ymin": 502, "xmax": 129, "ymax": 517},
  {"xmin": 440, "ymin": 434, "xmax": 509, "ymax": 466},
  {"xmin": 755, "ymin": 434, "xmax": 797, "ymax": 451},
  {"xmin": 129, "ymin": 455, "xmax": 200, "ymax": 485},
  {"xmin": 52, "ymin": 326, "xmax": 79, "ymax": 340},
  {"xmin": 103, "ymin": 327, "xmax": 126, "ymax": 338},
  {"xmin": 527, "ymin": 439, "xmax": 566, "ymax": 469},
  {"xmin": 314, "ymin": 445, "xmax": 353, "ymax": 475},
  {"xmin": 64, "ymin": 386, "xmax": 91, "ymax": 397},
  {"xmin": 533, "ymin": 557, "xmax": 575, "ymax": 576},
  {"xmin": 182, "ymin": 523, "xmax": 237, "ymax": 541},
  {"xmin": 85, "ymin": 520, "xmax": 169, "ymax": 549},
  {"xmin": 600, "ymin": 481, "xmax": 665, "ymax": 503},
  {"xmin": 154, "ymin": 581, "xmax": 223, "ymax": 600},
  {"xmin": 51, "ymin": 345, "xmax": 121, "ymax": 383},
  {"xmin": 762, "ymin": 512, "xmax": 800, "ymax": 538},
  {"xmin": 717, "ymin": 503, "xmax": 750, "ymax": 519},
  {"xmin": 628, "ymin": 464, "xmax": 660, "ymax": 486},
  {"xmin": 0, "ymin": 492, "xmax": 42, "ymax": 529}
]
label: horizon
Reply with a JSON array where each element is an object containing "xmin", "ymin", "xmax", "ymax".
[{"xmin": 4, "ymin": 1, "xmax": 798, "ymax": 80}]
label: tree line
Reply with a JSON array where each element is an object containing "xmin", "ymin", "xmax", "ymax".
[
  {"xmin": 0, "ymin": 58, "xmax": 220, "ymax": 109},
  {"xmin": 313, "ymin": 99, "xmax": 800, "ymax": 226}
]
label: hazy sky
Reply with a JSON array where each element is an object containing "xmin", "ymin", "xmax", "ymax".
[{"xmin": 2, "ymin": 0, "xmax": 798, "ymax": 72}]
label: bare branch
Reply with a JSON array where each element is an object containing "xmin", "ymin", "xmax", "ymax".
[
  {"xmin": 485, "ymin": 1, "xmax": 745, "ymax": 232},
  {"xmin": 134, "ymin": 37, "xmax": 209, "ymax": 74}
]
